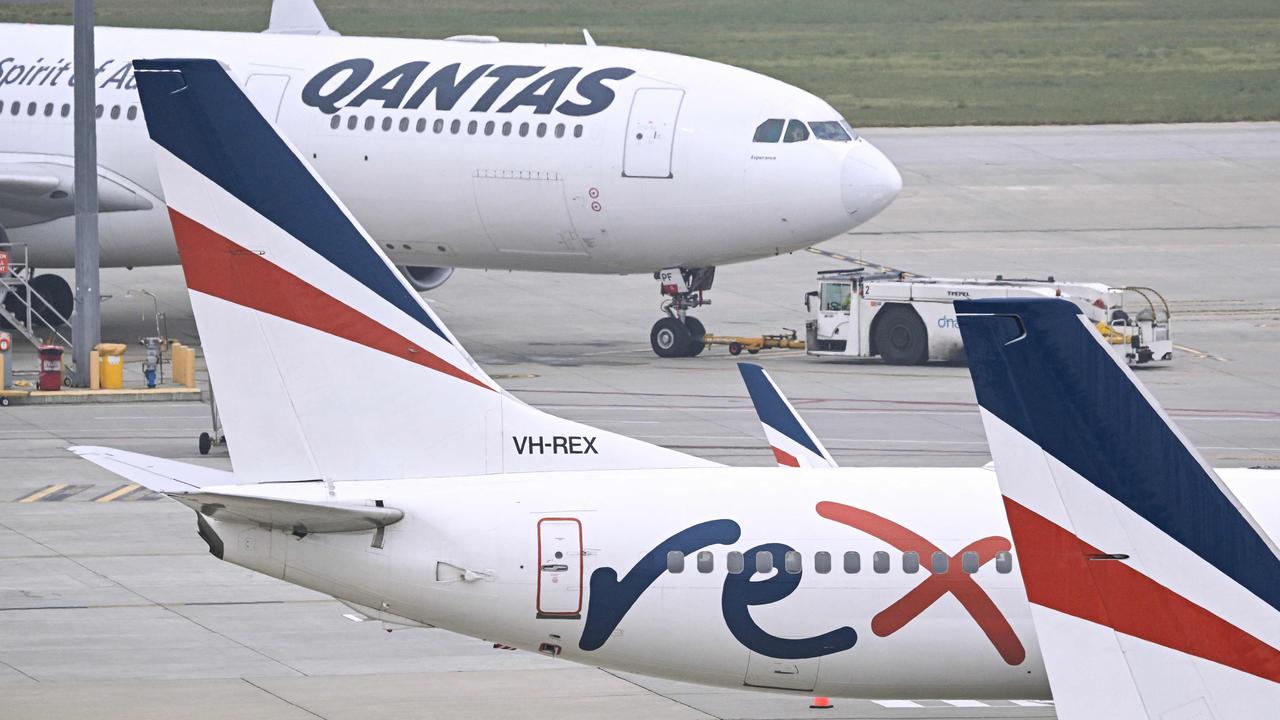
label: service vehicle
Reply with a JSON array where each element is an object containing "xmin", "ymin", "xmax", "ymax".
[{"xmin": 804, "ymin": 269, "xmax": 1172, "ymax": 366}]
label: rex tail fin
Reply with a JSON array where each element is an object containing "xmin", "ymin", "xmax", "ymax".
[
  {"xmin": 737, "ymin": 363, "xmax": 836, "ymax": 468},
  {"xmin": 132, "ymin": 59, "xmax": 714, "ymax": 483},
  {"xmin": 956, "ymin": 297, "xmax": 1280, "ymax": 720}
]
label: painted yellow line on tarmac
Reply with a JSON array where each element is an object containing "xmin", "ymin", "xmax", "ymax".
[
  {"xmin": 17, "ymin": 484, "xmax": 67, "ymax": 503},
  {"xmin": 95, "ymin": 484, "xmax": 142, "ymax": 503}
]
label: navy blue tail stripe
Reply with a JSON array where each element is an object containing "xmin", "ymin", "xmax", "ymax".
[
  {"xmin": 956, "ymin": 297, "xmax": 1280, "ymax": 613},
  {"xmin": 132, "ymin": 59, "xmax": 449, "ymax": 343},
  {"xmin": 738, "ymin": 363, "xmax": 823, "ymax": 457}
]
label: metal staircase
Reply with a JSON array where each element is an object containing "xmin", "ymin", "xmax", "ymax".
[{"xmin": 0, "ymin": 245, "xmax": 74, "ymax": 360}]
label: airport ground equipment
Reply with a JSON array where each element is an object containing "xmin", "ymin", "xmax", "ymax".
[
  {"xmin": 37, "ymin": 344, "xmax": 63, "ymax": 390},
  {"xmin": 0, "ymin": 331, "xmax": 10, "ymax": 397},
  {"xmin": 805, "ymin": 269, "xmax": 1172, "ymax": 366},
  {"xmin": 702, "ymin": 328, "xmax": 805, "ymax": 356},
  {"xmin": 0, "ymin": 245, "xmax": 75, "ymax": 357}
]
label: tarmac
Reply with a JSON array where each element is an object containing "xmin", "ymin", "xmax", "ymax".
[{"xmin": 2, "ymin": 122, "xmax": 1279, "ymax": 719}]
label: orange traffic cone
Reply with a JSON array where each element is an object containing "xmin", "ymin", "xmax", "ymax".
[{"xmin": 810, "ymin": 696, "xmax": 833, "ymax": 709}]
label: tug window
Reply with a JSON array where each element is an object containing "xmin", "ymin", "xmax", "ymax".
[
  {"xmin": 903, "ymin": 551, "xmax": 920, "ymax": 574},
  {"xmin": 755, "ymin": 550, "xmax": 774, "ymax": 574},
  {"xmin": 808, "ymin": 120, "xmax": 853, "ymax": 142},
  {"xmin": 784, "ymin": 551, "xmax": 802, "ymax": 575},
  {"xmin": 814, "ymin": 551, "xmax": 832, "ymax": 574},
  {"xmin": 843, "ymin": 551, "xmax": 861, "ymax": 573},
  {"xmin": 666, "ymin": 550, "xmax": 684, "ymax": 573},
  {"xmin": 932, "ymin": 551, "xmax": 949, "ymax": 574},
  {"xmin": 783, "ymin": 119, "xmax": 809, "ymax": 143},
  {"xmin": 962, "ymin": 551, "xmax": 980, "ymax": 574},
  {"xmin": 873, "ymin": 551, "xmax": 890, "ymax": 574},
  {"xmin": 753, "ymin": 118, "xmax": 783, "ymax": 143},
  {"xmin": 995, "ymin": 551, "xmax": 1013, "ymax": 574},
  {"xmin": 820, "ymin": 282, "xmax": 851, "ymax": 312},
  {"xmin": 727, "ymin": 551, "xmax": 744, "ymax": 574}
]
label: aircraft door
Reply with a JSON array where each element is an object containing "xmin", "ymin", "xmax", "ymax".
[
  {"xmin": 816, "ymin": 281, "xmax": 855, "ymax": 352},
  {"xmin": 536, "ymin": 518, "xmax": 583, "ymax": 619},
  {"xmin": 744, "ymin": 654, "xmax": 820, "ymax": 691},
  {"xmin": 244, "ymin": 74, "xmax": 291, "ymax": 122},
  {"xmin": 622, "ymin": 88, "xmax": 685, "ymax": 178}
]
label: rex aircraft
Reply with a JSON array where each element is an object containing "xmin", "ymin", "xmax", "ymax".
[
  {"xmin": 0, "ymin": 0, "xmax": 901, "ymax": 356},
  {"xmin": 77, "ymin": 58, "xmax": 1280, "ymax": 705}
]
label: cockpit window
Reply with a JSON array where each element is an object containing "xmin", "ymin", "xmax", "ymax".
[
  {"xmin": 753, "ymin": 118, "xmax": 784, "ymax": 143},
  {"xmin": 783, "ymin": 119, "xmax": 810, "ymax": 143},
  {"xmin": 809, "ymin": 121, "xmax": 853, "ymax": 142}
]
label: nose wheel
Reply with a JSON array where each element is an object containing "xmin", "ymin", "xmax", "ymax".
[{"xmin": 650, "ymin": 267, "xmax": 713, "ymax": 358}]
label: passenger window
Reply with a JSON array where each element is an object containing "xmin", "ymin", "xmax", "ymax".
[
  {"xmin": 399, "ymin": 117, "xmax": 410, "ymax": 132},
  {"xmin": 666, "ymin": 550, "xmax": 684, "ymax": 573},
  {"xmin": 9, "ymin": 101, "xmax": 17, "ymax": 115},
  {"xmin": 873, "ymin": 551, "xmax": 889, "ymax": 574},
  {"xmin": 60, "ymin": 103, "xmax": 70, "ymax": 118},
  {"xmin": 843, "ymin": 551, "xmax": 860, "ymax": 573},
  {"xmin": 94, "ymin": 104, "xmax": 103, "ymax": 119},
  {"xmin": 44, "ymin": 102, "xmax": 54, "ymax": 117},
  {"xmin": 814, "ymin": 551, "xmax": 831, "ymax": 574},
  {"xmin": 364, "ymin": 116, "xmax": 375, "ymax": 131},
  {"xmin": 519, "ymin": 122, "xmax": 529, "ymax": 137},
  {"xmin": 808, "ymin": 120, "xmax": 853, "ymax": 142},
  {"xmin": 753, "ymin": 118, "xmax": 783, "ymax": 143},
  {"xmin": 554, "ymin": 123, "xmax": 565, "ymax": 138},
  {"xmin": 995, "ymin": 551, "xmax": 1013, "ymax": 574},
  {"xmin": 819, "ymin": 283, "xmax": 851, "ymax": 312},
  {"xmin": 502, "ymin": 121, "xmax": 512, "ymax": 136},
  {"xmin": 932, "ymin": 551, "xmax": 949, "ymax": 574},
  {"xmin": 450, "ymin": 119, "xmax": 461, "ymax": 134},
  {"xmin": 783, "ymin": 119, "xmax": 809, "ymax": 143},
  {"xmin": 109, "ymin": 105, "xmax": 120, "ymax": 120},
  {"xmin": 468, "ymin": 120, "xmax": 479, "ymax": 135},
  {"xmin": 330, "ymin": 115, "xmax": 341, "ymax": 129},
  {"xmin": 416, "ymin": 118, "xmax": 426, "ymax": 133},
  {"xmin": 381, "ymin": 117, "xmax": 392, "ymax": 131},
  {"xmin": 697, "ymin": 550, "xmax": 714, "ymax": 573},
  {"xmin": 727, "ymin": 551, "xmax": 744, "ymax": 574},
  {"xmin": 127, "ymin": 106, "xmax": 137, "ymax": 121},
  {"xmin": 962, "ymin": 551, "xmax": 979, "ymax": 574},
  {"xmin": 784, "ymin": 550, "xmax": 802, "ymax": 575},
  {"xmin": 484, "ymin": 120, "xmax": 495, "ymax": 136},
  {"xmin": 434, "ymin": 118, "xmax": 444, "ymax": 133},
  {"xmin": 536, "ymin": 122, "xmax": 547, "ymax": 138},
  {"xmin": 755, "ymin": 550, "xmax": 774, "ymax": 574},
  {"xmin": 573, "ymin": 124, "xmax": 583, "ymax": 138},
  {"xmin": 903, "ymin": 551, "xmax": 920, "ymax": 574},
  {"xmin": 347, "ymin": 115, "xmax": 358, "ymax": 130},
  {"xmin": 27, "ymin": 102, "xmax": 37, "ymax": 116}
]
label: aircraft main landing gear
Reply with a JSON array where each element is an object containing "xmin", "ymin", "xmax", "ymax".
[{"xmin": 650, "ymin": 267, "xmax": 714, "ymax": 358}]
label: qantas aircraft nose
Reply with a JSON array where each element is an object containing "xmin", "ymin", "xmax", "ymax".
[{"xmin": 841, "ymin": 140, "xmax": 902, "ymax": 220}]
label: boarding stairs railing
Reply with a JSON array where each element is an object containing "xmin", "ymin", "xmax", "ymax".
[{"xmin": 0, "ymin": 244, "xmax": 74, "ymax": 357}]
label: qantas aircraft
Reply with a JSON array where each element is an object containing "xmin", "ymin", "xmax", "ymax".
[
  {"xmin": 0, "ymin": 0, "xmax": 901, "ymax": 356},
  {"xmin": 72, "ymin": 59, "xmax": 1277, "ymax": 705}
]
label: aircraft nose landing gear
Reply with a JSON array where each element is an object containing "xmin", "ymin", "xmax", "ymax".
[{"xmin": 650, "ymin": 267, "xmax": 713, "ymax": 358}]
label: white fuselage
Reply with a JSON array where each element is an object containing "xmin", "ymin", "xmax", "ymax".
[{"xmin": 0, "ymin": 25, "xmax": 900, "ymax": 273}]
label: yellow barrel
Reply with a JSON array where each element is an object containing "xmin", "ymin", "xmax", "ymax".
[{"xmin": 95, "ymin": 343, "xmax": 128, "ymax": 389}]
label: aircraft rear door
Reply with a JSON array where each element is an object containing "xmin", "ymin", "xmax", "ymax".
[
  {"xmin": 536, "ymin": 518, "xmax": 583, "ymax": 619},
  {"xmin": 622, "ymin": 88, "xmax": 685, "ymax": 178},
  {"xmin": 244, "ymin": 73, "xmax": 291, "ymax": 122}
]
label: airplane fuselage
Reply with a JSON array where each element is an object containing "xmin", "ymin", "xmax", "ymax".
[{"xmin": 0, "ymin": 24, "xmax": 900, "ymax": 274}]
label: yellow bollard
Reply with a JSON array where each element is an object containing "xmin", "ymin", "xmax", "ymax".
[
  {"xmin": 183, "ymin": 346, "xmax": 197, "ymax": 388},
  {"xmin": 95, "ymin": 343, "xmax": 128, "ymax": 390}
]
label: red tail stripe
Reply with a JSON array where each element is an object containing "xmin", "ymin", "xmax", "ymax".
[
  {"xmin": 771, "ymin": 447, "xmax": 801, "ymax": 467},
  {"xmin": 1004, "ymin": 496, "xmax": 1280, "ymax": 683},
  {"xmin": 169, "ymin": 209, "xmax": 491, "ymax": 392}
]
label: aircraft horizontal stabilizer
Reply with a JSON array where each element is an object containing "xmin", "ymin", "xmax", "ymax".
[
  {"xmin": 70, "ymin": 445, "xmax": 236, "ymax": 492},
  {"xmin": 167, "ymin": 492, "xmax": 402, "ymax": 535}
]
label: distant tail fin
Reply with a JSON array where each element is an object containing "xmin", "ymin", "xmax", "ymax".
[
  {"xmin": 132, "ymin": 59, "xmax": 714, "ymax": 483},
  {"xmin": 737, "ymin": 363, "xmax": 836, "ymax": 468},
  {"xmin": 957, "ymin": 297, "xmax": 1280, "ymax": 719}
]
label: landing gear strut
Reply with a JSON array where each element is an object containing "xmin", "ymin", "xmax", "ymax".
[{"xmin": 650, "ymin": 267, "xmax": 714, "ymax": 358}]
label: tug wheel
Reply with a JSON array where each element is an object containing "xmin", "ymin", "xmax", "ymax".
[
  {"xmin": 199, "ymin": 432, "xmax": 213, "ymax": 456},
  {"xmin": 728, "ymin": 342, "xmax": 743, "ymax": 356}
]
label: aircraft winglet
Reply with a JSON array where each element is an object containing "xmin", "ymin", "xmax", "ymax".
[
  {"xmin": 265, "ymin": 0, "xmax": 339, "ymax": 36},
  {"xmin": 957, "ymin": 297, "xmax": 1280, "ymax": 719},
  {"xmin": 737, "ymin": 363, "xmax": 837, "ymax": 468}
]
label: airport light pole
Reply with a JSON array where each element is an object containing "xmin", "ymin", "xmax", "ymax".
[{"xmin": 71, "ymin": 0, "xmax": 100, "ymax": 386}]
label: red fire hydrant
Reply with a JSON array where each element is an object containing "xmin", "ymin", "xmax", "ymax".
[{"xmin": 38, "ymin": 345, "xmax": 64, "ymax": 391}]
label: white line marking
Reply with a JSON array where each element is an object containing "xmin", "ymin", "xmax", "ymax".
[
  {"xmin": 873, "ymin": 700, "xmax": 924, "ymax": 708},
  {"xmin": 943, "ymin": 700, "xmax": 990, "ymax": 707}
]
